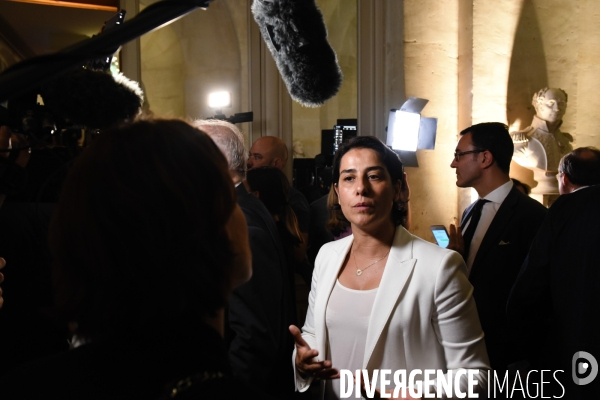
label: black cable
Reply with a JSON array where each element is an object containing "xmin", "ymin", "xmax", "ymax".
[{"xmin": 0, "ymin": 0, "xmax": 213, "ymax": 103}]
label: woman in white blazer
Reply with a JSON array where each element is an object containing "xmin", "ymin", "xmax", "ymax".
[{"xmin": 290, "ymin": 136, "xmax": 490, "ymax": 399}]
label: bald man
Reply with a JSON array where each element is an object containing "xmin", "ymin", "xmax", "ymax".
[
  {"xmin": 193, "ymin": 121, "xmax": 295, "ymax": 398},
  {"xmin": 247, "ymin": 136, "xmax": 289, "ymax": 170},
  {"xmin": 248, "ymin": 137, "xmax": 312, "ymax": 282},
  {"xmin": 558, "ymin": 147, "xmax": 600, "ymax": 195}
]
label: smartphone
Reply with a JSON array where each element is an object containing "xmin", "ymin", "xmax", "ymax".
[{"xmin": 430, "ymin": 225, "xmax": 450, "ymax": 248}]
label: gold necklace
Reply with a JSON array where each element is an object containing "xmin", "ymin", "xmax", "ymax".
[{"xmin": 353, "ymin": 248, "xmax": 390, "ymax": 276}]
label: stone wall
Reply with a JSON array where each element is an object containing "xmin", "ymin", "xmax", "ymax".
[
  {"xmin": 139, "ymin": 0, "xmax": 600, "ymax": 242},
  {"xmin": 402, "ymin": 0, "xmax": 462, "ymax": 239},
  {"xmin": 140, "ymin": 0, "xmax": 250, "ymax": 143},
  {"xmin": 402, "ymin": 0, "xmax": 600, "ymax": 240}
]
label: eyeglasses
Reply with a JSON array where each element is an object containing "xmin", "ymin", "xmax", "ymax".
[{"xmin": 453, "ymin": 149, "xmax": 484, "ymax": 162}]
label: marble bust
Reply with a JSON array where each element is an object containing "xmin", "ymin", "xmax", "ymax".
[{"xmin": 511, "ymin": 87, "xmax": 573, "ymax": 194}]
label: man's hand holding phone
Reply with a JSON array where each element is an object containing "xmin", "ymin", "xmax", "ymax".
[
  {"xmin": 430, "ymin": 225, "xmax": 450, "ymax": 248},
  {"xmin": 447, "ymin": 217, "xmax": 465, "ymax": 257}
]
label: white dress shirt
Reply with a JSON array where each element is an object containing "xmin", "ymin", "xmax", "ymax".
[{"xmin": 463, "ymin": 180, "xmax": 513, "ymax": 274}]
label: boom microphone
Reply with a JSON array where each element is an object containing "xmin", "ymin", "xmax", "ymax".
[
  {"xmin": 40, "ymin": 68, "xmax": 144, "ymax": 130},
  {"xmin": 251, "ymin": 0, "xmax": 343, "ymax": 107}
]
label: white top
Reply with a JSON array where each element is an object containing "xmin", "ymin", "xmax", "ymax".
[
  {"xmin": 463, "ymin": 180, "xmax": 513, "ymax": 273},
  {"xmin": 325, "ymin": 280, "xmax": 378, "ymax": 399}
]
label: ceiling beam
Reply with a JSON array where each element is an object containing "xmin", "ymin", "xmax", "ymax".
[{"xmin": 6, "ymin": 0, "xmax": 118, "ymax": 12}]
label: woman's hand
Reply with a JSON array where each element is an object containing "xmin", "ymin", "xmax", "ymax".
[{"xmin": 289, "ymin": 325, "xmax": 339, "ymax": 380}]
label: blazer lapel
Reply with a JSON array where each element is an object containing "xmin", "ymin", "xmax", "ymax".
[
  {"xmin": 461, "ymin": 201, "xmax": 476, "ymax": 227},
  {"xmin": 469, "ymin": 187, "xmax": 518, "ymax": 280},
  {"xmin": 363, "ymin": 227, "xmax": 416, "ymax": 368}
]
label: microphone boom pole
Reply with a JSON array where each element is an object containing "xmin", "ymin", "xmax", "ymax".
[{"xmin": 0, "ymin": 0, "xmax": 213, "ymax": 103}]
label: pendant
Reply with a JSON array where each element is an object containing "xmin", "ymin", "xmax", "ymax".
[{"xmin": 356, "ymin": 269, "xmax": 362, "ymax": 276}]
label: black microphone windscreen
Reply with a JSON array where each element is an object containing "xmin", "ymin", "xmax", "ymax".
[
  {"xmin": 41, "ymin": 68, "xmax": 144, "ymax": 130},
  {"xmin": 252, "ymin": 0, "xmax": 343, "ymax": 108}
]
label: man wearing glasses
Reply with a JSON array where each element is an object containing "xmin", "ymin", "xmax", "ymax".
[{"xmin": 448, "ymin": 122, "xmax": 547, "ymax": 375}]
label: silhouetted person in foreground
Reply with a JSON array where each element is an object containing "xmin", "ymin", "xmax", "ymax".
[
  {"xmin": 0, "ymin": 119, "xmax": 260, "ymax": 399},
  {"xmin": 508, "ymin": 184, "xmax": 600, "ymax": 398}
]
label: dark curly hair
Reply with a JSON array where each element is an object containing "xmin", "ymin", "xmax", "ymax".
[{"xmin": 327, "ymin": 136, "xmax": 407, "ymax": 235}]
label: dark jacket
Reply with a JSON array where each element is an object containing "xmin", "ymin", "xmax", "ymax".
[
  {"xmin": 228, "ymin": 184, "xmax": 295, "ymax": 398},
  {"xmin": 508, "ymin": 185, "xmax": 600, "ymax": 398},
  {"xmin": 465, "ymin": 186, "xmax": 547, "ymax": 370}
]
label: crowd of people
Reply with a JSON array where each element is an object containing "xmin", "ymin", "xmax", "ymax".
[{"xmin": 0, "ymin": 115, "xmax": 599, "ymax": 399}]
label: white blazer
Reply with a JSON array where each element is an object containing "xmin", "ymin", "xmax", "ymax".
[{"xmin": 294, "ymin": 226, "xmax": 490, "ymax": 397}]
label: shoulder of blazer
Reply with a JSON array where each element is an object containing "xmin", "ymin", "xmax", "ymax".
[
  {"xmin": 412, "ymin": 235, "xmax": 457, "ymax": 256},
  {"xmin": 510, "ymin": 187, "xmax": 548, "ymax": 222},
  {"xmin": 469, "ymin": 188, "xmax": 544, "ymax": 275},
  {"xmin": 387, "ymin": 226, "xmax": 464, "ymax": 278},
  {"xmin": 408, "ymin": 230, "xmax": 449, "ymax": 256},
  {"xmin": 313, "ymin": 235, "xmax": 353, "ymax": 274},
  {"xmin": 547, "ymin": 185, "xmax": 599, "ymax": 218},
  {"xmin": 409, "ymin": 231, "xmax": 465, "ymax": 271},
  {"xmin": 319, "ymin": 234, "xmax": 353, "ymax": 256},
  {"xmin": 496, "ymin": 186, "xmax": 544, "ymax": 215}
]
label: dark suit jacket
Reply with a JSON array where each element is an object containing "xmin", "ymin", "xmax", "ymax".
[
  {"xmin": 507, "ymin": 185, "xmax": 600, "ymax": 398},
  {"xmin": 288, "ymin": 186, "xmax": 311, "ymax": 234},
  {"xmin": 227, "ymin": 184, "xmax": 295, "ymax": 398},
  {"xmin": 464, "ymin": 186, "xmax": 547, "ymax": 370}
]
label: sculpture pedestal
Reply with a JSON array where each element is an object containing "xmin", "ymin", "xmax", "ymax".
[
  {"xmin": 531, "ymin": 169, "xmax": 559, "ymax": 195},
  {"xmin": 529, "ymin": 169, "xmax": 559, "ymax": 207},
  {"xmin": 530, "ymin": 193, "xmax": 559, "ymax": 208}
]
